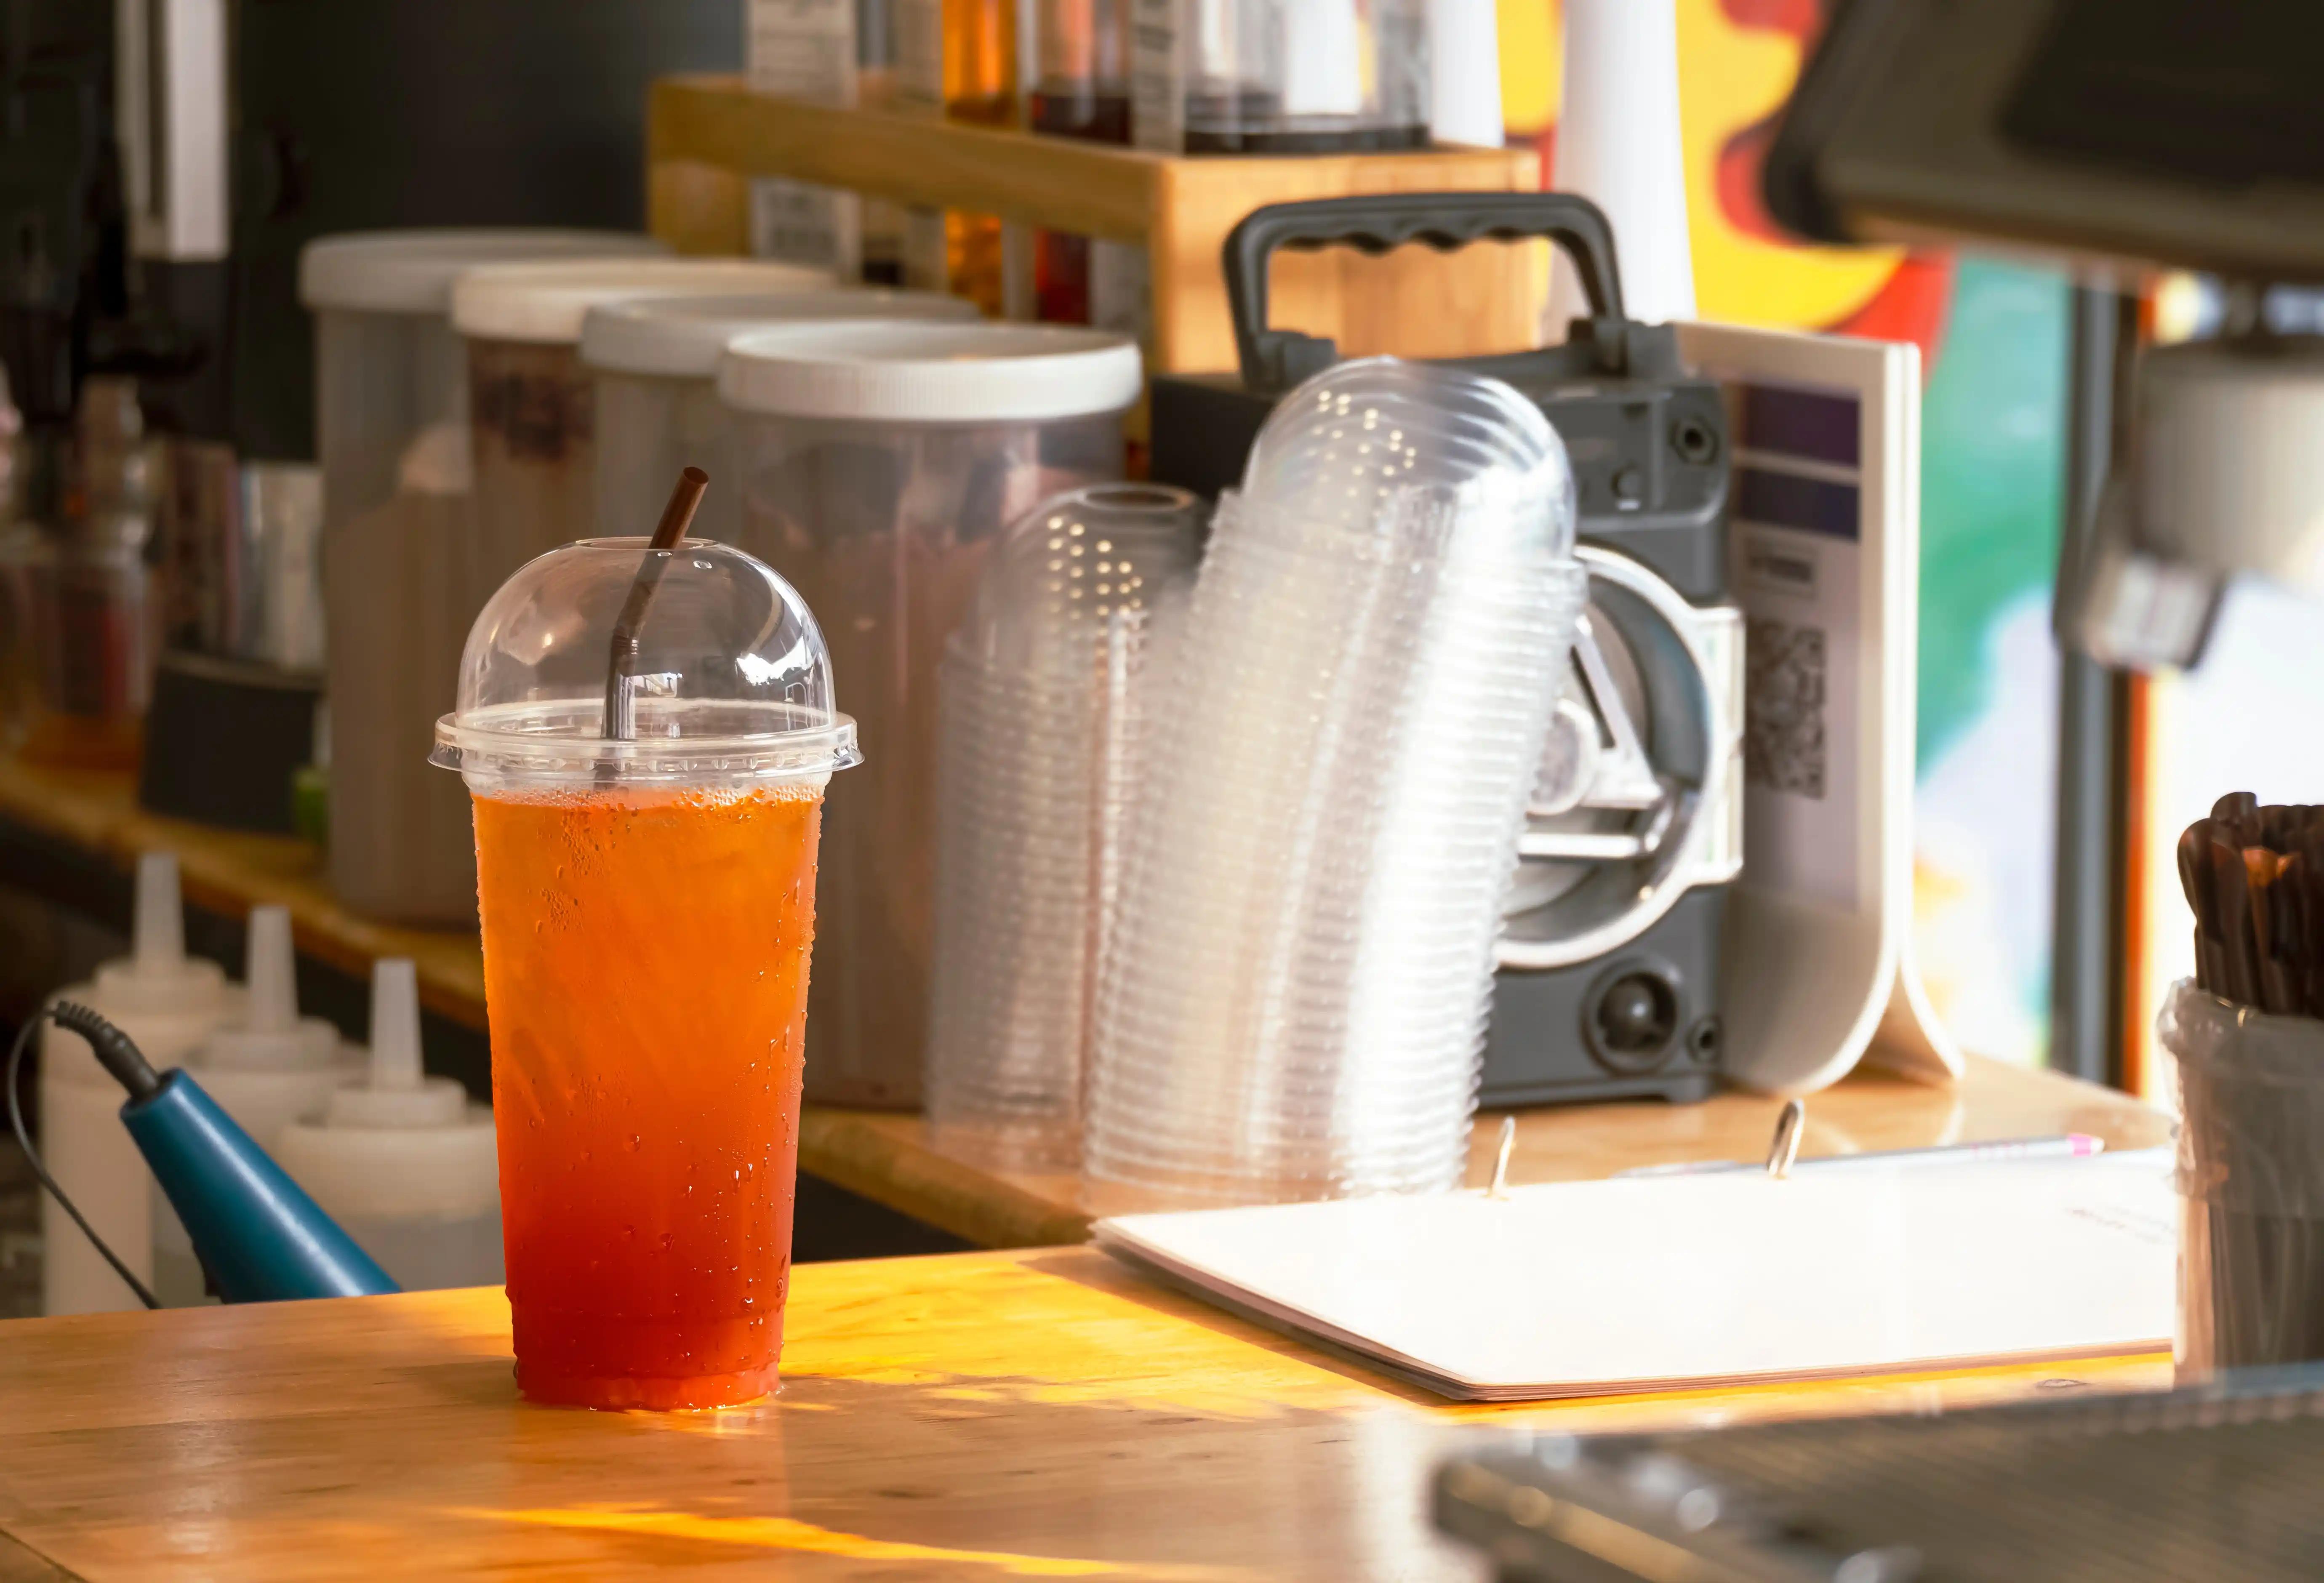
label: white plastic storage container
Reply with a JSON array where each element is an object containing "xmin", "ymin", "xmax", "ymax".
[
  {"xmin": 299, "ymin": 228, "xmax": 668, "ymax": 925},
  {"xmin": 925, "ymin": 484, "xmax": 1207, "ymax": 1167},
  {"xmin": 579, "ymin": 288, "xmax": 976, "ymax": 546},
  {"xmin": 719, "ymin": 320, "xmax": 1141, "ymax": 1106},
  {"xmin": 448, "ymin": 257, "xmax": 834, "ymax": 595}
]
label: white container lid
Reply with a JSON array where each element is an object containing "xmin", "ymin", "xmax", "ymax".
[
  {"xmin": 298, "ymin": 229, "xmax": 669, "ymax": 316},
  {"xmin": 451, "ymin": 258, "xmax": 835, "ymax": 346},
  {"xmin": 270, "ymin": 959, "xmax": 497, "ymax": 1223},
  {"xmin": 581, "ymin": 288, "xmax": 980, "ymax": 378},
  {"xmin": 718, "ymin": 321, "xmax": 1143, "ymax": 423},
  {"xmin": 195, "ymin": 906, "xmax": 340, "ymax": 1072}
]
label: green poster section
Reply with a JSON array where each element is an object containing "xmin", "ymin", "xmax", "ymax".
[
  {"xmin": 1909, "ymin": 256, "xmax": 2071, "ymax": 1062},
  {"xmin": 1916, "ymin": 259, "xmax": 2070, "ymax": 771}
]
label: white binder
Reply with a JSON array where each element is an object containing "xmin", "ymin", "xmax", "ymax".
[{"xmin": 1097, "ymin": 1154, "xmax": 2175, "ymax": 1403}]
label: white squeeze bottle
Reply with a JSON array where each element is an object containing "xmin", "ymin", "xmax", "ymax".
[
  {"xmin": 150, "ymin": 904, "xmax": 361, "ymax": 1306},
  {"xmin": 40, "ymin": 852, "xmax": 231, "ymax": 1314},
  {"xmin": 276, "ymin": 959, "xmax": 503, "ymax": 1292}
]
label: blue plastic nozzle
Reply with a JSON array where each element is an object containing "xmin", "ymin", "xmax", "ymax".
[{"xmin": 49, "ymin": 1001, "xmax": 397, "ymax": 1304}]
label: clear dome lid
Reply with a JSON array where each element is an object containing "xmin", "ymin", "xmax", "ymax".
[
  {"xmin": 954, "ymin": 484, "xmax": 1208, "ymax": 675},
  {"xmin": 430, "ymin": 536, "xmax": 858, "ymax": 787},
  {"xmin": 1241, "ymin": 356, "xmax": 1576, "ymax": 558}
]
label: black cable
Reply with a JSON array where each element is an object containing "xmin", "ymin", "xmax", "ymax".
[{"xmin": 6, "ymin": 1010, "xmax": 161, "ymax": 1310}]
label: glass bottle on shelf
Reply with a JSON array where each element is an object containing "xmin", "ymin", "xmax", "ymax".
[
  {"xmin": 895, "ymin": 0, "xmax": 1023, "ymax": 314},
  {"xmin": 0, "ymin": 366, "xmax": 44, "ymax": 752},
  {"xmin": 1130, "ymin": 0, "xmax": 1431, "ymax": 153},
  {"xmin": 1031, "ymin": 0, "xmax": 1132, "ymax": 325},
  {"xmin": 22, "ymin": 378, "xmax": 161, "ymax": 772}
]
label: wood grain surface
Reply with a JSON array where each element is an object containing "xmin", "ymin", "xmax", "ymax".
[
  {"xmin": 0, "ymin": 1248, "xmax": 2172, "ymax": 1581},
  {"xmin": 645, "ymin": 76, "xmax": 1546, "ymax": 380}
]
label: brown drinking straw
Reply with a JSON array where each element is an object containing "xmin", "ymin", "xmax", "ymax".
[{"xmin": 603, "ymin": 466, "xmax": 709, "ymax": 742}]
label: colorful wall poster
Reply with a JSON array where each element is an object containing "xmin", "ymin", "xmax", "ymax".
[{"xmin": 1500, "ymin": 0, "xmax": 2071, "ymax": 1065}]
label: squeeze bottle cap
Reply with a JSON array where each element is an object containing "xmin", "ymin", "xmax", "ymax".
[
  {"xmin": 195, "ymin": 906, "xmax": 338, "ymax": 1071},
  {"xmin": 280, "ymin": 965, "xmax": 498, "ymax": 1215},
  {"xmin": 93, "ymin": 853, "xmax": 227, "ymax": 1017},
  {"xmin": 325, "ymin": 959, "xmax": 465, "ymax": 1128}
]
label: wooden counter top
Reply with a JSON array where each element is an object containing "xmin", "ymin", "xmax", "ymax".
[
  {"xmin": 0, "ymin": 755, "xmax": 2172, "ymax": 1253},
  {"xmin": 0, "ymin": 1248, "xmax": 2172, "ymax": 1581}
]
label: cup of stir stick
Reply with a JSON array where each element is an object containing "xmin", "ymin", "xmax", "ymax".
[{"xmin": 2158, "ymin": 978, "xmax": 2324, "ymax": 1380}]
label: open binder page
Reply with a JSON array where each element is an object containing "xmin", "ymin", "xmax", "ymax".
[{"xmin": 1097, "ymin": 1155, "xmax": 2175, "ymax": 1403}]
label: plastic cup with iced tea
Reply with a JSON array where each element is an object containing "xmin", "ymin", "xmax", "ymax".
[{"xmin": 432, "ymin": 531, "xmax": 857, "ymax": 1409}]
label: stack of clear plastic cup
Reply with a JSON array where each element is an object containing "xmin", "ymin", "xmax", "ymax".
[
  {"xmin": 1083, "ymin": 357, "xmax": 1586, "ymax": 1210},
  {"xmin": 926, "ymin": 485, "xmax": 1207, "ymax": 1170}
]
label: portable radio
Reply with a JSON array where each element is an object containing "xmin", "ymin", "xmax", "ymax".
[{"xmin": 1149, "ymin": 193, "xmax": 1743, "ymax": 1104}]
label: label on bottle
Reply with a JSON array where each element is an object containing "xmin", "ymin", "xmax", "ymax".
[
  {"xmin": 746, "ymin": 0, "xmax": 864, "ymax": 276},
  {"xmin": 893, "ymin": 0, "xmax": 945, "ymax": 106},
  {"xmin": 746, "ymin": 0, "xmax": 858, "ymax": 102},
  {"xmin": 903, "ymin": 208, "xmax": 951, "ymax": 292},
  {"xmin": 1001, "ymin": 223, "xmax": 1037, "ymax": 321},
  {"xmin": 1089, "ymin": 240, "xmax": 1153, "ymax": 349},
  {"xmin": 1129, "ymin": 0, "xmax": 1184, "ymax": 152},
  {"xmin": 750, "ymin": 181, "xmax": 865, "ymax": 278}
]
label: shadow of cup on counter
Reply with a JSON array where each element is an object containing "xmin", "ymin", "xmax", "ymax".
[{"xmin": 2159, "ymin": 978, "xmax": 2324, "ymax": 1379}]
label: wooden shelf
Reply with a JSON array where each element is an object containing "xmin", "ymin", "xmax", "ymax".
[
  {"xmin": 650, "ymin": 79, "xmax": 1165, "ymax": 242},
  {"xmin": 0, "ymin": 754, "xmax": 2171, "ymax": 1254},
  {"xmin": 0, "ymin": 755, "xmax": 487, "ymax": 1031},
  {"xmin": 0, "ymin": 755, "xmax": 1082, "ymax": 1249},
  {"xmin": 646, "ymin": 75, "xmax": 1548, "ymax": 378}
]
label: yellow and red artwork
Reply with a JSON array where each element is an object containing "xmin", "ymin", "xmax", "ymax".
[
  {"xmin": 1501, "ymin": 0, "xmax": 2076, "ymax": 1072},
  {"xmin": 1498, "ymin": 0, "xmax": 1951, "ymax": 361}
]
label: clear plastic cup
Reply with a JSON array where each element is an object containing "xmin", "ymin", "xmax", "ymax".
[
  {"xmin": 925, "ymin": 485, "xmax": 1205, "ymax": 1168},
  {"xmin": 2158, "ymin": 979, "xmax": 2324, "ymax": 1377},
  {"xmin": 1082, "ymin": 358, "xmax": 1583, "ymax": 1210},
  {"xmin": 431, "ymin": 535, "xmax": 857, "ymax": 1410}
]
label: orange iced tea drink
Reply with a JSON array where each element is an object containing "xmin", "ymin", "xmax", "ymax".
[{"xmin": 474, "ymin": 783, "xmax": 823, "ymax": 1409}]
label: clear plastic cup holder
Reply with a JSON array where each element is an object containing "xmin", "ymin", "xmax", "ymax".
[
  {"xmin": 925, "ymin": 485, "xmax": 1205, "ymax": 1171},
  {"xmin": 1080, "ymin": 358, "xmax": 1585, "ymax": 1208}
]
